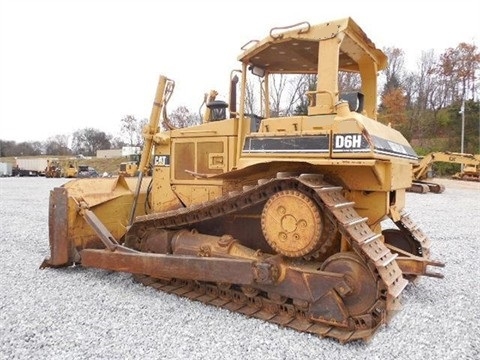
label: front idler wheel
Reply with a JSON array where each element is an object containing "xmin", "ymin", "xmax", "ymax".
[{"xmin": 321, "ymin": 252, "xmax": 378, "ymax": 317}]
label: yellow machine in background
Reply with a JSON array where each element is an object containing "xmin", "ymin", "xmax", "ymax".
[
  {"xmin": 119, "ymin": 154, "xmax": 141, "ymax": 177},
  {"xmin": 452, "ymin": 156, "xmax": 480, "ymax": 181},
  {"xmin": 41, "ymin": 17, "xmax": 444, "ymax": 343},
  {"xmin": 45, "ymin": 159, "xmax": 79, "ymax": 178},
  {"xmin": 45, "ymin": 159, "xmax": 61, "ymax": 178},
  {"xmin": 63, "ymin": 160, "xmax": 79, "ymax": 178},
  {"xmin": 409, "ymin": 151, "xmax": 480, "ymax": 193}
]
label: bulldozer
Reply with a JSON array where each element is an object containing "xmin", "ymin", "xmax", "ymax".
[
  {"xmin": 41, "ymin": 17, "xmax": 444, "ymax": 343},
  {"xmin": 45, "ymin": 159, "xmax": 62, "ymax": 178},
  {"xmin": 119, "ymin": 154, "xmax": 141, "ymax": 177},
  {"xmin": 63, "ymin": 160, "xmax": 79, "ymax": 178},
  {"xmin": 408, "ymin": 151, "xmax": 480, "ymax": 193},
  {"xmin": 46, "ymin": 158, "xmax": 79, "ymax": 178}
]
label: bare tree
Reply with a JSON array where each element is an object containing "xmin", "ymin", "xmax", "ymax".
[
  {"xmin": 245, "ymin": 77, "xmax": 260, "ymax": 116},
  {"xmin": 404, "ymin": 51, "xmax": 438, "ymax": 137},
  {"xmin": 283, "ymin": 75, "xmax": 313, "ymax": 116},
  {"xmin": 269, "ymin": 74, "xmax": 288, "ymax": 117},
  {"xmin": 267, "ymin": 74, "xmax": 317, "ymax": 116},
  {"xmin": 110, "ymin": 136, "xmax": 127, "ymax": 149},
  {"xmin": 44, "ymin": 134, "xmax": 71, "ymax": 155},
  {"xmin": 382, "ymin": 47, "xmax": 406, "ymax": 89},
  {"xmin": 71, "ymin": 128, "xmax": 112, "ymax": 156},
  {"xmin": 120, "ymin": 115, "xmax": 146, "ymax": 146},
  {"xmin": 14, "ymin": 141, "xmax": 43, "ymax": 156},
  {"xmin": 0, "ymin": 140, "xmax": 17, "ymax": 157},
  {"xmin": 338, "ymin": 72, "xmax": 361, "ymax": 93},
  {"xmin": 292, "ymin": 74, "xmax": 316, "ymax": 115},
  {"xmin": 168, "ymin": 106, "xmax": 200, "ymax": 129}
]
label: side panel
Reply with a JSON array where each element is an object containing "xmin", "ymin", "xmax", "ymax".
[
  {"xmin": 151, "ymin": 166, "xmax": 183, "ymax": 212},
  {"xmin": 171, "ymin": 136, "xmax": 228, "ymax": 182},
  {"xmin": 169, "ymin": 136, "xmax": 233, "ymax": 206}
]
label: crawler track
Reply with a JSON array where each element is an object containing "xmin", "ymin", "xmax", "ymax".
[
  {"xmin": 126, "ymin": 174, "xmax": 411, "ymax": 343},
  {"xmin": 408, "ymin": 181, "xmax": 445, "ymax": 194}
]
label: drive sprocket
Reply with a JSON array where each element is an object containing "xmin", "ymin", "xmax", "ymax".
[{"xmin": 261, "ymin": 189, "xmax": 322, "ymax": 257}]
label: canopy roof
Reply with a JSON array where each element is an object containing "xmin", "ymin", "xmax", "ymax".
[{"xmin": 238, "ymin": 17, "xmax": 387, "ymax": 74}]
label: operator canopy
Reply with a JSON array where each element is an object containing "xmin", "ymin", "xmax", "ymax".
[{"xmin": 238, "ymin": 17, "xmax": 387, "ymax": 74}]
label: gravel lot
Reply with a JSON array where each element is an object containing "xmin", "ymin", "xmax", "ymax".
[{"xmin": 1, "ymin": 177, "xmax": 479, "ymax": 360}]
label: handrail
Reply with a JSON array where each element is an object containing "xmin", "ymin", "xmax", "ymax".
[
  {"xmin": 305, "ymin": 89, "xmax": 336, "ymax": 109},
  {"xmin": 240, "ymin": 39, "xmax": 259, "ymax": 51},
  {"xmin": 270, "ymin": 21, "xmax": 310, "ymax": 40}
]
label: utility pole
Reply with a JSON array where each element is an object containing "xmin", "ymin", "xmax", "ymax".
[
  {"xmin": 459, "ymin": 98, "xmax": 465, "ymax": 171},
  {"xmin": 460, "ymin": 98, "xmax": 465, "ymax": 154}
]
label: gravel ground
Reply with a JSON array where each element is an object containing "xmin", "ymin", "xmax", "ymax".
[{"xmin": 0, "ymin": 177, "xmax": 479, "ymax": 360}]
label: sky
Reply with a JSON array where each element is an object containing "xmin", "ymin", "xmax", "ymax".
[{"xmin": 1, "ymin": 0, "xmax": 478, "ymax": 143}]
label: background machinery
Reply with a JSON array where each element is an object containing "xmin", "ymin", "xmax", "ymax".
[
  {"xmin": 409, "ymin": 151, "xmax": 480, "ymax": 193},
  {"xmin": 45, "ymin": 159, "xmax": 62, "ymax": 178},
  {"xmin": 452, "ymin": 160, "xmax": 480, "ymax": 181},
  {"xmin": 48, "ymin": 159, "xmax": 82, "ymax": 178},
  {"xmin": 41, "ymin": 18, "xmax": 444, "ymax": 343},
  {"xmin": 63, "ymin": 160, "xmax": 79, "ymax": 178},
  {"xmin": 119, "ymin": 154, "xmax": 141, "ymax": 177}
]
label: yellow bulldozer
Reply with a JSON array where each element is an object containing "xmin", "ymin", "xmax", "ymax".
[
  {"xmin": 41, "ymin": 17, "xmax": 444, "ymax": 343},
  {"xmin": 44, "ymin": 159, "xmax": 62, "ymax": 178},
  {"xmin": 63, "ymin": 160, "xmax": 79, "ymax": 178},
  {"xmin": 118, "ymin": 154, "xmax": 141, "ymax": 177},
  {"xmin": 46, "ymin": 158, "xmax": 79, "ymax": 178}
]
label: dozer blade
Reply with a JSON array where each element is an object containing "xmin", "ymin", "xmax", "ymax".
[
  {"xmin": 40, "ymin": 176, "xmax": 151, "ymax": 268},
  {"xmin": 41, "ymin": 187, "xmax": 70, "ymax": 268}
]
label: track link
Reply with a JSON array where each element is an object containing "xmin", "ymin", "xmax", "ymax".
[
  {"xmin": 397, "ymin": 210, "xmax": 431, "ymax": 257},
  {"xmin": 126, "ymin": 174, "xmax": 408, "ymax": 343}
]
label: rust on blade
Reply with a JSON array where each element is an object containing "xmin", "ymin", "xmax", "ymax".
[{"xmin": 41, "ymin": 187, "xmax": 71, "ymax": 268}]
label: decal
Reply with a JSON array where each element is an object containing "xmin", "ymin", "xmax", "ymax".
[
  {"xmin": 333, "ymin": 133, "xmax": 369, "ymax": 152},
  {"xmin": 153, "ymin": 155, "xmax": 170, "ymax": 166},
  {"xmin": 371, "ymin": 135, "xmax": 418, "ymax": 160},
  {"xmin": 243, "ymin": 135, "xmax": 329, "ymax": 153}
]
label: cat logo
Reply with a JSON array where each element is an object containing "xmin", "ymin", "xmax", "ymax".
[{"xmin": 153, "ymin": 155, "xmax": 170, "ymax": 166}]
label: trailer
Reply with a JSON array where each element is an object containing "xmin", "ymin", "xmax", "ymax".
[
  {"xmin": 13, "ymin": 158, "xmax": 49, "ymax": 177},
  {"xmin": 0, "ymin": 162, "xmax": 13, "ymax": 177}
]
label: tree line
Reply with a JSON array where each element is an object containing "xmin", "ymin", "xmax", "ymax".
[
  {"xmin": 0, "ymin": 108, "xmax": 199, "ymax": 158},
  {"xmin": 1, "ymin": 42, "xmax": 478, "ymax": 157},
  {"xmin": 378, "ymin": 43, "xmax": 479, "ymax": 155},
  {"xmin": 0, "ymin": 116, "xmax": 152, "ymax": 157}
]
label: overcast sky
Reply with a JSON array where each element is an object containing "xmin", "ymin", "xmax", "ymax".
[{"xmin": 1, "ymin": 0, "xmax": 478, "ymax": 143}]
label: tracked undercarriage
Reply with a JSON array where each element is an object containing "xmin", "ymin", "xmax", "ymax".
[
  {"xmin": 70, "ymin": 173, "xmax": 442, "ymax": 343},
  {"xmin": 408, "ymin": 181, "xmax": 446, "ymax": 194}
]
